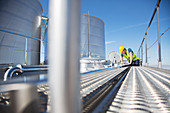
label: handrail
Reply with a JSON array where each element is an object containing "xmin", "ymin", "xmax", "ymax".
[
  {"xmin": 147, "ymin": 27, "xmax": 170, "ymax": 50},
  {"xmin": 137, "ymin": 0, "xmax": 162, "ymax": 67},
  {"xmin": 138, "ymin": 0, "xmax": 161, "ymax": 53}
]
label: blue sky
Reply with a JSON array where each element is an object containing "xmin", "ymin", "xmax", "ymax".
[{"xmin": 40, "ymin": 0, "xmax": 170, "ymax": 66}]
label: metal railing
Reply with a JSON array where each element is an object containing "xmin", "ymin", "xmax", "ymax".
[
  {"xmin": 137, "ymin": 0, "xmax": 169, "ymax": 68},
  {"xmin": 147, "ymin": 27, "xmax": 170, "ymax": 50}
]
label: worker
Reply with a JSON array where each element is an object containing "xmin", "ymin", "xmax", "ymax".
[{"xmin": 119, "ymin": 46, "xmax": 139, "ymax": 66}]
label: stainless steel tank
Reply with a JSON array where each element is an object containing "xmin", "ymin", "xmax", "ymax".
[
  {"xmin": 41, "ymin": 14, "xmax": 105, "ymax": 65},
  {"xmin": 0, "ymin": 0, "xmax": 42, "ymax": 65},
  {"xmin": 80, "ymin": 14, "xmax": 105, "ymax": 60}
]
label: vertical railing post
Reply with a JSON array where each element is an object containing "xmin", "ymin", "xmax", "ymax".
[
  {"xmin": 145, "ymin": 36, "xmax": 148, "ymax": 66},
  {"xmin": 139, "ymin": 48, "xmax": 140, "ymax": 61},
  {"xmin": 139, "ymin": 48, "xmax": 141, "ymax": 66},
  {"xmin": 157, "ymin": 5, "xmax": 162, "ymax": 68},
  {"xmin": 25, "ymin": 38, "xmax": 28, "ymax": 64},
  {"xmin": 141, "ymin": 45, "xmax": 143, "ymax": 64},
  {"xmin": 48, "ymin": 0, "xmax": 81, "ymax": 113}
]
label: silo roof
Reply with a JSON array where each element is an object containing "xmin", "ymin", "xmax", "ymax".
[{"xmin": 82, "ymin": 13, "xmax": 105, "ymax": 25}]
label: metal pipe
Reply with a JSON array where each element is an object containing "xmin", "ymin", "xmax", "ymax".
[
  {"xmin": 48, "ymin": 0, "xmax": 81, "ymax": 113},
  {"xmin": 3, "ymin": 67, "xmax": 21, "ymax": 81},
  {"xmin": 0, "ymin": 28, "xmax": 43, "ymax": 42},
  {"xmin": 3, "ymin": 65, "xmax": 48, "ymax": 81},
  {"xmin": 157, "ymin": 6, "xmax": 162, "ymax": 68}
]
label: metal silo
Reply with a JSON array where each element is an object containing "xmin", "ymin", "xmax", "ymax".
[
  {"xmin": 0, "ymin": 0, "xmax": 42, "ymax": 65},
  {"xmin": 80, "ymin": 14, "xmax": 105, "ymax": 60}
]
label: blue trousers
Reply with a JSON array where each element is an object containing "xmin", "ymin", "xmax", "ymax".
[{"xmin": 131, "ymin": 59, "xmax": 140, "ymax": 66}]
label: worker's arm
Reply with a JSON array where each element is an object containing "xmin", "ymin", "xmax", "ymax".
[
  {"xmin": 129, "ymin": 52, "xmax": 133, "ymax": 64},
  {"xmin": 120, "ymin": 56, "xmax": 123, "ymax": 63}
]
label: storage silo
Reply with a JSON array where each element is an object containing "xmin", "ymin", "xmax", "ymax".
[
  {"xmin": 80, "ymin": 14, "xmax": 105, "ymax": 60},
  {"xmin": 0, "ymin": 0, "xmax": 42, "ymax": 65},
  {"xmin": 40, "ymin": 14, "xmax": 105, "ymax": 65}
]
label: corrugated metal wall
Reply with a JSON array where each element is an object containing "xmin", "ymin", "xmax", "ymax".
[
  {"xmin": 80, "ymin": 14, "xmax": 105, "ymax": 60},
  {"xmin": 0, "ymin": 0, "xmax": 42, "ymax": 65}
]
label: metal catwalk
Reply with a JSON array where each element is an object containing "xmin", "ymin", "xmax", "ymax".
[
  {"xmin": 0, "ymin": 66, "xmax": 170, "ymax": 113},
  {"xmin": 107, "ymin": 67, "xmax": 170, "ymax": 113}
]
